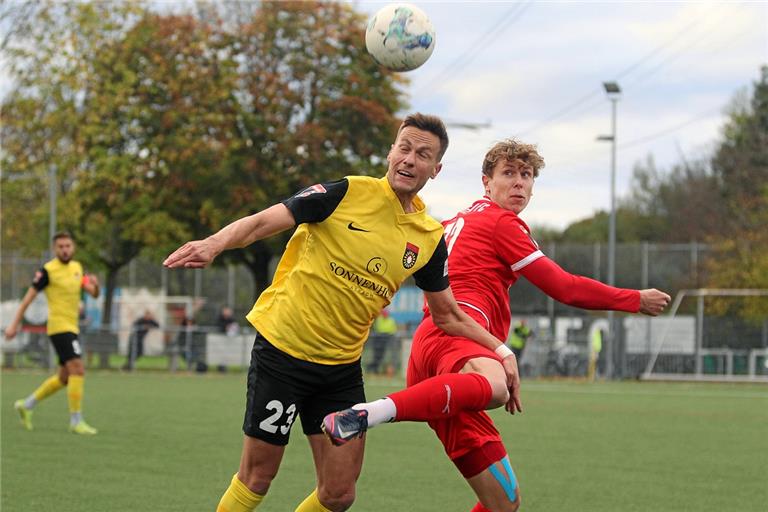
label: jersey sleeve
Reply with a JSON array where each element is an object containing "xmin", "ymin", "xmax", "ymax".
[
  {"xmin": 494, "ymin": 214, "xmax": 545, "ymax": 271},
  {"xmin": 281, "ymin": 179, "xmax": 349, "ymax": 224},
  {"xmin": 32, "ymin": 267, "xmax": 49, "ymax": 291},
  {"xmin": 520, "ymin": 257, "xmax": 640, "ymax": 312},
  {"xmin": 413, "ymin": 237, "xmax": 449, "ymax": 292}
]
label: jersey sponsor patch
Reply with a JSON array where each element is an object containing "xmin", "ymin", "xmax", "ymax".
[
  {"xmin": 295, "ymin": 184, "xmax": 327, "ymax": 198},
  {"xmin": 403, "ymin": 242, "xmax": 419, "ymax": 269}
]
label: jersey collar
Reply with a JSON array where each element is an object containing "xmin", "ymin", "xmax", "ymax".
[{"xmin": 380, "ymin": 176, "xmax": 427, "ymax": 220}]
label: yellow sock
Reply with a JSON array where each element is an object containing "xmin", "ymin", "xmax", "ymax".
[
  {"xmin": 295, "ymin": 489, "xmax": 332, "ymax": 512},
  {"xmin": 33, "ymin": 374, "xmax": 65, "ymax": 401},
  {"xmin": 216, "ymin": 473, "xmax": 264, "ymax": 512},
  {"xmin": 67, "ymin": 375, "xmax": 84, "ymax": 414}
]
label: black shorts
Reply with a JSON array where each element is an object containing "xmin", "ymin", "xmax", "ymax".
[
  {"xmin": 50, "ymin": 332, "xmax": 83, "ymax": 365},
  {"xmin": 243, "ymin": 332, "xmax": 365, "ymax": 445}
]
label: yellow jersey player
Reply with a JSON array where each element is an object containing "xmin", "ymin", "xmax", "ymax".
[
  {"xmin": 164, "ymin": 113, "xmax": 520, "ymax": 512},
  {"xmin": 5, "ymin": 231, "xmax": 101, "ymax": 434}
]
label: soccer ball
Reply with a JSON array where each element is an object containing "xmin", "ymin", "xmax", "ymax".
[{"xmin": 365, "ymin": 3, "xmax": 435, "ymax": 72}]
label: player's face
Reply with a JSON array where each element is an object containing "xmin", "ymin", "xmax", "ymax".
[
  {"xmin": 386, "ymin": 126, "xmax": 442, "ymax": 202},
  {"xmin": 54, "ymin": 238, "xmax": 75, "ymax": 263},
  {"xmin": 483, "ymin": 158, "xmax": 534, "ymax": 214}
]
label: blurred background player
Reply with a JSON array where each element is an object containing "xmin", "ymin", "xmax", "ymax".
[
  {"xmin": 164, "ymin": 113, "xmax": 518, "ymax": 512},
  {"xmin": 324, "ymin": 139, "xmax": 671, "ymax": 512},
  {"xmin": 588, "ymin": 327, "xmax": 604, "ymax": 381},
  {"xmin": 4, "ymin": 231, "xmax": 101, "ymax": 435},
  {"xmin": 506, "ymin": 320, "xmax": 532, "ymax": 361},
  {"xmin": 366, "ymin": 309, "xmax": 398, "ymax": 375}
]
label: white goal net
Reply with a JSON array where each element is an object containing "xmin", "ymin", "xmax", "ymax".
[{"xmin": 640, "ymin": 289, "xmax": 768, "ymax": 383}]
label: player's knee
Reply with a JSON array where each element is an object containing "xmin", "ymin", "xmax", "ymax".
[
  {"xmin": 318, "ymin": 482, "xmax": 356, "ymax": 510},
  {"xmin": 487, "ymin": 379, "xmax": 510, "ymax": 409},
  {"xmin": 65, "ymin": 359, "xmax": 85, "ymax": 376},
  {"xmin": 505, "ymin": 491, "xmax": 521, "ymax": 512},
  {"xmin": 238, "ymin": 466, "xmax": 277, "ymax": 496},
  {"xmin": 483, "ymin": 487, "xmax": 521, "ymax": 512}
]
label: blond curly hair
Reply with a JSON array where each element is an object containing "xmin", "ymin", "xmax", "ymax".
[{"xmin": 482, "ymin": 139, "xmax": 545, "ymax": 178}]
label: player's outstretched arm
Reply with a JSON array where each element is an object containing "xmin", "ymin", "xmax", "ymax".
[
  {"xmin": 163, "ymin": 204, "xmax": 296, "ymax": 269},
  {"xmin": 638, "ymin": 288, "xmax": 671, "ymax": 316},
  {"xmin": 4, "ymin": 287, "xmax": 38, "ymax": 341},
  {"xmin": 520, "ymin": 256, "xmax": 671, "ymax": 314}
]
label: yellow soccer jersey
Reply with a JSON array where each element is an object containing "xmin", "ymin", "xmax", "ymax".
[
  {"xmin": 32, "ymin": 258, "xmax": 85, "ymax": 335},
  {"xmin": 247, "ymin": 176, "xmax": 449, "ymax": 364}
]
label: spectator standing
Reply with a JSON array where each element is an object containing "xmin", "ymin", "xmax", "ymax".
[
  {"xmin": 367, "ymin": 309, "xmax": 398, "ymax": 375},
  {"xmin": 124, "ymin": 309, "xmax": 160, "ymax": 370}
]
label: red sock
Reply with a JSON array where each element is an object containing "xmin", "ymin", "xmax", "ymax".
[
  {"xmin": 470, "ymin": 502, "xmax": 491, "ymax": 512},
  {"xmin": 388, "ymin": 373, "xmax": 492, "ymax": 421}
]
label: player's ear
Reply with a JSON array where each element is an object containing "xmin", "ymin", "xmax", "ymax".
[
  {"xmin": 431, "ymin": 162, "xmax": 442, "ymax": 179},
  {"xmin": 482, "ymin": 174, "xmax": 491, "ymax": 194}
]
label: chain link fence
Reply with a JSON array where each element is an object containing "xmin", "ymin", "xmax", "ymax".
[{"xmin": 3, "ymin": 242, "xmax": 766, "ymax": 379}]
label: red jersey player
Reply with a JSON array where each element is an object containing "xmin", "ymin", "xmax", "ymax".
[{"xmin": 323, "ymin": 139, "xmax": 671, "ymax": 512}]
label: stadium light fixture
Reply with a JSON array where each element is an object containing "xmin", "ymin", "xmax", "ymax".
[{"xmin": 598, "ymin": 81, "xmax": 621, "ymax": 379}]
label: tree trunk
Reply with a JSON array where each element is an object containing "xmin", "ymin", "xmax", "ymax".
[
  {"xmin": 102, "ymin": 265, "xmax": 120, "ymax": 329},
  {"xmin": 233, "ymin": 241, "xmax": 273, "ymax": 303}
]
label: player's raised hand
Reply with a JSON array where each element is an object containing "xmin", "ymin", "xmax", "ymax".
[
  {"xmin": 87, "ymin": 274, "xmax": 100, "ymax": 287},
  {"xmin": 164, "ymin": 239, "xmax": 220, "ymax": 269},
  {"xmin": 4, "ymin": 324, "xmax": 19, "ymax": 341},
  {"xmin": 638, "ymin": 289, "xmax": 672, "ymax": 316},
  {"xmin": 501, "ymin": 354, "xmax": 523, "ymax": 414}
]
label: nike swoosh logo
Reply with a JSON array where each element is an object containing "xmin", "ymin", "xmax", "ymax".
[
  {"xmin": 347, "ymin": 222, "xmax": 370, "ymax": 232},
  {"xmin": 336, "ymin": 425, "xmax": 356, "ymax": 439},
  {"xmin": 442, "ymin": 384, "xmax": 451, "ymax": 414}
]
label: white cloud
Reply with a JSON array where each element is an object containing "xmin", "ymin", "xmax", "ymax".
[{"xmin": 366, "ymin": 1, "xmax": 767, "ymax": 229}]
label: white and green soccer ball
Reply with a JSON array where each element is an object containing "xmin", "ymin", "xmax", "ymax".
[{"xmin": 365, "ymin": 3, "xmax": 436, "ymax": 72}]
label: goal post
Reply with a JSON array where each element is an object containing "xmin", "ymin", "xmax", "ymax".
[{"xmin": 640, "ymin": 289, "xmax": 768, "ymax": 383}]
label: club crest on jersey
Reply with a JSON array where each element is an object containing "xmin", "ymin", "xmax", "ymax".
[
  {"xmin": 295, "ymin": 184, "xmax": 327, "ymax": 198},
  {"xmin": 403, "ymin": 242, "xmax": 419, "ymax": 269}
]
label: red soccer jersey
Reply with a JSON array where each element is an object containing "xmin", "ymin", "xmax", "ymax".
[
  {"xmin": 434, "ymin": 197, "xmax": 640, "ymax": 341},
  {"xmin": 439, "ymin": 198, "xmax": 541, "ymax": 341}
]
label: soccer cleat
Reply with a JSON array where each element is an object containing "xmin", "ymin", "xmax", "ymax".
[
  {"xmin": 14, "ymin": 400, "xmax": 33, "ymax": 430},
  {"xmin": 321, "ymin": 408, "xmax": 368, "ymax": 446},
  {"xmin": 69, "ymin": 420, "xmax": 98, "ymax": 435}
]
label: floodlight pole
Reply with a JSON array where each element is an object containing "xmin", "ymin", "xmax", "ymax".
[
  {"xmin": 49, "ymin": 165, "xmax": 57, "ymax": 258},
  {"xmin": 599, "ymin": 81, "xmax": 621, "ymax": 379}
]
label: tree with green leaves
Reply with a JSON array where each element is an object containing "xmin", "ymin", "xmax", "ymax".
[
  {"xmin": 706, "ymin": 66, "xmax": 768, "ymax": 320},
  {"xmin": 192, "ymin": 1, "xmax": 407, "ymax": 298},
  {"xmin": 2, "ymin": 0, "xmax": 409, "ymax": 319},
  {"xmin": 2, "ymin": 3, "xmax": 242, "ymax": 320}
]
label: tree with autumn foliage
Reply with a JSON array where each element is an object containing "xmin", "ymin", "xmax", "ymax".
[
  {"xmin": 705, "ymin": 66, "xmax": 768, "ymax": 321},
  {"xmin": 2, "ymin": 0, "xmax": 408, "ymax": 318},
  {"xmin": 191, "ymin": 1, "xmax": 407, "ymax": 297}
]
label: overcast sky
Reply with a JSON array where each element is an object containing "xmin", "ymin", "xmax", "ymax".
[{"xmin": 355, "ymin": 1, "xmax": 767, "ymax": 229}]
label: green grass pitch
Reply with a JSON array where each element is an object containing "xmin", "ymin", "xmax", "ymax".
[{"xmin": 2, "ymin": 371, "xmax": 766, "ymax": 511}]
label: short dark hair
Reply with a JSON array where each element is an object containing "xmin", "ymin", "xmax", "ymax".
[
  {"xmin": 52, "ymin": 231, "xmax": 73, "ymax": 242},
  {"xmin": 399, "ymin": 113, "xmax": 449, "ymax": 161}
]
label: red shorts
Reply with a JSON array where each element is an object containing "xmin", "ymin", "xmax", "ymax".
[{"xmin": 407, "ymin": 314, "xmax": 506, "ymax": 476}]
